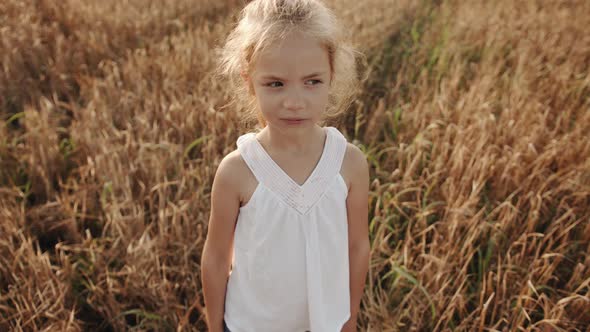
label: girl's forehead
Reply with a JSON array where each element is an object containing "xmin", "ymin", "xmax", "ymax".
[{"xmin": 253, "ymin": 32, "xmax": 330, "ymax": 76}]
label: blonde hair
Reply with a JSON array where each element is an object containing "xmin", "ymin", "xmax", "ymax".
[{"xmin": 216, "ymin": 0, "xmax": 361, "ymax": 128}]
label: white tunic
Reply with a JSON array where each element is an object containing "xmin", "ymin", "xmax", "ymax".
[{"xmin": 223, "ymin": 126, "xmax": 351, "ymax": 332}]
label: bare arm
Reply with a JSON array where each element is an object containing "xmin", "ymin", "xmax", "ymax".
[
  {"xmin": 201, "ymin": 152, "xmax": 242, "ymax": 332},
  {"xmin": 341, "ymin": 144, "xmax": 371, "ymax": 332}
]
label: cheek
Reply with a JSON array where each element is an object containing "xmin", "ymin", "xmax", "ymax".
[
  {"xmin": 253, "ymin": 91, "xmax": 278, "ymax": 114},
  {"xmin": 256, "ymin": 91, "xmax": 277, "ymax": 104},
  {"xmin": 311, "ymin": 87, "xmax": 330, "ymax": 105}
]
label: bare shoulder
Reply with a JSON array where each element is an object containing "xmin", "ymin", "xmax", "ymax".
[
  {"xmin": 340, "ymin": 142, "xmax": 369, "ymax": 192},
  {"xmin": 215, "ymin": 149, "xmax": 257, "ymax": 206},
  {"xmin": 216, "ymin": 150, "xmax": 244, "ymax": 185},
  {"xmin": 203, "ymin": 149, "xmax": 254, "ymax": 265},
  {"xmin": 217, "ymin": 149, "xmax": 248, "ymax": 175}
]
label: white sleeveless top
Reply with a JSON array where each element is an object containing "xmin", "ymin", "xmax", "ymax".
[{"xmin": 223, "ymin": 126, "xmax": 351, "ymax": 332}]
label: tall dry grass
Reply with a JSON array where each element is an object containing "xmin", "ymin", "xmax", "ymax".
[
  {"xmin": 1, "ymin": 0, "xmax": 589, "ymax": 331},
  {"xmin": 0, "ymin": 0, "xmax": 236, "ymax": 114}
]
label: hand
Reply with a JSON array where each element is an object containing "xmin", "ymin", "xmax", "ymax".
[{"xmin": 340, "ymin": 315, "xmax": 358, "ymax": 332}]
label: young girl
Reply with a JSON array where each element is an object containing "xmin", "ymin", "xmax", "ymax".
[{"xmin": 201, "ymin": 1, "xmax": 370, "ymax": 331}]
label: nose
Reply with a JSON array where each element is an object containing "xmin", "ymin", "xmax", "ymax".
[{"xmin": 283, "ymin": 88, "xmax": 305, "ymax": 110}]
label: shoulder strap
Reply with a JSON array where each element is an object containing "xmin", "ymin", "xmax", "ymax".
[
  {"xmin": 236, "ymin": 132, "xmax": 266, "ymax": 184},
  {"xmin": 325, "ymin": 126, "xmax": 348, "ymax": 175}
]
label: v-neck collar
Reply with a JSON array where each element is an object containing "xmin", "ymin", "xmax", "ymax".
[
  {"xmin": 251, "ymin": 127, "xmax": 331, "ymax": 189},
  {"xmin": 239, "ymin": 126, "xmax": 342, "ymax": 216}
]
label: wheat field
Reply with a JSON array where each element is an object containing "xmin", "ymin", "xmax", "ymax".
[{"xmin": 0, "ymin": 0, "xmax": 589, "ymax": 331}]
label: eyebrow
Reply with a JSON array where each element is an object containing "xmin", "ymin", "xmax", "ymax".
[{"xmin": 260, "ymin": 72, "xmax": 326, "ymax": 81}]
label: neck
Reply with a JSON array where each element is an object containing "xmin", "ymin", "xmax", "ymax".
[{"xmin": 259, "ymin": 123, "xmax": 325, "ymax": 154}]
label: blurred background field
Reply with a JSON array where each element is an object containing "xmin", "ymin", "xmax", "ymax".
[{"xmin": 1, "ymin": 0, "xmax": 589, "ymax": 331}]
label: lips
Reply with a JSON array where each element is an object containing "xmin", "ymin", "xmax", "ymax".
[{"xmin": 281, "ymin": 118, "xmax": 306, "ymax": 125}]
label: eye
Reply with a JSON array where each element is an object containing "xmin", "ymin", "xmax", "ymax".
[
  {"xmin": 305, "ymin": 79, "xmax": 323, "ymax": 85},
  {"xmin": 265, "ymin": 81, "xmax": 283, "ymax": 88}
]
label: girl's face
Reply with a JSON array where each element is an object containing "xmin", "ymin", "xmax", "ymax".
[{"xmin": 247, "ymin": 31, "xmax": 331, "ymax": 131}]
